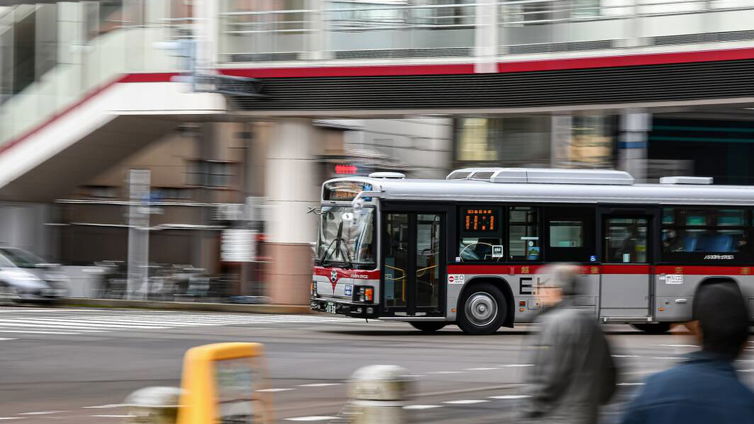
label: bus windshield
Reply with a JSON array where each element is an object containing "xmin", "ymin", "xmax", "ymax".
[{"xmin": 317, "ymin": 206, "xmax": 375, "ymax": 269}]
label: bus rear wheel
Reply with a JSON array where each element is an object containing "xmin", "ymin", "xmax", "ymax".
[
  {"xmin": 409, "ymin": 322, "xmax": 447, "ymax": 333},
  {"xmin": 457, "ymin": 283, "xmax": 506, "ymax": 335},
  {"xmin": 631, "ymin": 323, "xmax": 671, "ymax": 334}
]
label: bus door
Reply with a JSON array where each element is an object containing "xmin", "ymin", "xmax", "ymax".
[
  {"xmin": 382, "ymin": 208, "xmax": 448, "ymax": 317},
  {"xmin": 598, "ymin": 208, "xmax": 657, "ymax": 320}
]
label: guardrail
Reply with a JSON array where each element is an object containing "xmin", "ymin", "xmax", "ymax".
[{"xmin": 218, "ymin": 0, "xmax": 754, "ymax": 63}]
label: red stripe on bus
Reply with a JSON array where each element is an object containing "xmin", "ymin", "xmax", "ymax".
[
  {"xmin": 654, "ymin": 265, "xmax": 753, "ymax": 275},
  {"xmin": 313, "ymin": 266, "xmax": 380, "ymax": 280},
  {"xmin": 446, "ymin": 264, "xmax": 743, "ymax": 275}
]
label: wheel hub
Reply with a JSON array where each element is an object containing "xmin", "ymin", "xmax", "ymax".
[{"xmin": 466, "ymin": 293, "xmax": 498, "ymax": 327}]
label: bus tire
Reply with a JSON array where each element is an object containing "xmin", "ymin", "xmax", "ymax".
[
  {"xmin": 457, "ymin": 283, "xmax": 506, "ymax": 335},
  {"xmin": 631, "ymin": 323, "xmax": 671, "ymax": 334},
  {"xmin": 409, "ymin": 322, "xmax": 447, "ymax": 333}
]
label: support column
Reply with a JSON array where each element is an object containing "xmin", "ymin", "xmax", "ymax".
[
  {"xmin": 264, "ymin": 119, "xmax": 320, "ymax": 305},
  {"xmin": 550, "ymin": 113, "xmax": 572, "ymax": 168},
  {"xmin": 618, "ymin": 109, "xmax": 650, "ymax": 182},
  {"xmin": 474, "ymin": 0, "xmax": 498, "ymax": 73}
]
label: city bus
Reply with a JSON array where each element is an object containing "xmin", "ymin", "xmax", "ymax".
[{"xmin": 310, "ymin": 168, "xmax": 754, "ymax": 334}]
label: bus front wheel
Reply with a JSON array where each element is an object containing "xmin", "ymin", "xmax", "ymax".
[
  {"xmin": 631, "ymin": 323, "xmax": 671, "ymax": 334},
  {"xmin": 409, "ymin": 322, "xmax": 447, "ymax": 333},
  {"xmin": 457, "ymin": 283, "xmax": 506, "ymax": 335}
]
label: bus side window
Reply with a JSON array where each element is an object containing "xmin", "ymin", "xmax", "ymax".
[
  {"xmin": 545, "ymin": 207, "xmax": 595, "ymax": 262},
  {"xmin": 509, "ymin": 206, "xmax": 540, "ymax": 261},
  {"xmin": 458, "ymin": 207, "xmax": 504, "ymax": 262}
]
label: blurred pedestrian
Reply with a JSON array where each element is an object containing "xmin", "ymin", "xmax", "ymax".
[
  {"xmin": 621, "ymin": 280, "xmax": 754, "ymax": 424},
  {"xmin": 520, "ymin": 264, "xmax": 617, "ymax": 424}
]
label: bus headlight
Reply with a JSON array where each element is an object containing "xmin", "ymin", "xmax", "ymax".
[{"xmin": 311, "ymin": 281, "xmax": 318, "ymax": 297}]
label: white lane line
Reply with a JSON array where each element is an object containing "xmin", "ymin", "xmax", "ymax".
[
  {"xmin": 650, "ymin": 356, "xmax": 682, "ymax": 360},
  {"xmin": 404, "ymin": 404, "xmax": 443, "ymax": 410},
  {"xmin": 0, "ymin": 418, "xmax": 26, "ymax": 421},
  {"xmin": 618, "ymin": 382, "xmax": 646, "ymax": 386},
  {"xmin": 428, "ymin": 371, "xmax": 462, "ymax": 375},
  {"xmin": 612, "ymin": 355, "xmax": 640, "ymax": 358},
  {"xmin": 285, "ymin": 417, "xmax": 339, "ymax": 422},
  {"xmin": 0, "ymin": 319, "xmax": 170, "ymax": 329},
  {"xmin": 17, "ymin": 411, "xmax": 66, "ymax": 415},
  {"xmin": 404, "ymin": 374, "xmax": 425, "ymax": 378},
  {"xmin": 500, "ymin": 364, "xmax": 534, "ymax": 367},
  {"xmin": 297, "ymin": 383, "xmax": 341, "ymax": 387},
  {"xmin": 91, "ymin": 415, "xmax": 134, "ymax": 418},
  {"xmin": 489, "ymin": 395, "xmax": 530, "ymax": 400},
  {"xmin": 257, "ymin": 388, "xmax": 294, "ymax": 393},
  {"xmin": 0, "ymin": 337, "xmax": 17, "ymax": 341},
  {"xmin": 82, "ymin": 404, "xmax": 124, "ymax": 409},
  {"xmin": 465, "ymin": 367, "xmax": 498, "ymax": 371},
  {"xmin": 0, "ymin": 330, "xmax": 86, "ymax": 335},
  {"xmin": 660, "ymin": 344, "xmax": 697, "ymax": 348},
  {"xmin": 443, "ymin": 399, "xmax": 489, "ymax": 405}
]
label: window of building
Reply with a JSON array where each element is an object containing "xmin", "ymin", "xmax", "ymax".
[
  {"xmin": 458, "ymin": 207, "xmax": 503, "ymax": 262},
  {"xmin": 187, "ymin": 160, "xmax": 235, "ymax": 188},
  {"xmin": 152, "ymin": 187, "xmax": 193, "ymax": 200},
  {"xmin": 79, "ymin": 185, "xmax": 118, "ymax": 199},
  {"xmin": 661, "ymin": 208, "xmax": 750, "ymax": 260},
  {"xmin": 509, "ymin": 206, "xmax": 540, "ymax": 261}
]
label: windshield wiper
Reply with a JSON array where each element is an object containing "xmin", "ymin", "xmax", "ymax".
[{"xmin": 319, "ymin": 221, "xmax": 353, "ymax": 268}]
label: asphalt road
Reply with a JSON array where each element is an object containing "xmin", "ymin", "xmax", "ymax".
[{"xmin": 1, "ymin": 306, "xmax": 753, "ymax": 423}]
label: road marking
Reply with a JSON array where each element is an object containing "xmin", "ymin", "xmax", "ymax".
[
  {"xmin": 465, "ymin": 367, "xmax": 498, "ymax": 371},
  {"xmin": 91, "ymin": 415, "xmax": 134, "ymax": 418},
  {"xmin": 618, "ymin": 382, "xmax": 646, "ymax": 386},
  {"xmin": 428, "ymin": 370, "xmax": 462, "ymax": 374},
  {"xmin": 739, "ymin": 369, "xmax": 754, "ymax": 373},
  {"xmin": 660, "ymin": 344, "xmax": 697, "ymax": 348},
  {"xmin": 404, "ymin": 404, "xmax": 443, "ymax": 410},
  {"xmin": 0, "ymin": 319, "xmax": 171, "ymax": 329},
  {"xmin": 612, "ymin": 355, "xmax": 640, "ymax": 358},
  {"xmin": 285, "ymin": 417, "xmax": 339, "ymax": 422},
  {"xmin": 500, "ymin": 364, "xmax": 534, "ymax": 367},
  {"xmin": 650, "ymin": 356, "xmax": 682, "ymax": 360},
  {"xmin": 0, "ymin": 337, "xmax": 17, "ymax": 341},
  {"xmin": 257, "ymin": 388, "xmax": 294, "ymax": 392},
  {"xmin": 82, "ymin": 404, "xmax": 124, "ymax": 409},
  {"xmin": 0, "ymin": 330, "xmax": 86, "ymax": 335},
  {"xmin": 297, "ymin": 383, "xmax": 341, "ymax": 387},
  {"xmin": 489, "ymin": 395, "xmax": 530, "ymax": 400},
  {"xmin": 17, "ymin": 411, "xmax": 66, "ymax": 415},
  {"xmin": 0, "ymin": 418, "xmax": 26, "ymax": 421},
  {"xmin": 443, "ymin": 399, "xmax": 489, "ymax": 405}
]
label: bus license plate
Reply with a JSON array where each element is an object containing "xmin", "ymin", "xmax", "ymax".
[{"xmin": 326, "ymin": 302, "xmax": 337, "ymax": 314}]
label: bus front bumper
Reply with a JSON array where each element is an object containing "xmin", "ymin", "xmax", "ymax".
[{"xmin": 310, "ymin": 298, "xmax": 379, "ymax": 319}]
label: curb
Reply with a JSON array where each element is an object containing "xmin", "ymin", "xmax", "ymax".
[{"xmin": 61, "ymin": 298, "xmax": 311, "ymax": 314}]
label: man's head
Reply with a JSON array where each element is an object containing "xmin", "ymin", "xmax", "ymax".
[
  {"xmin": 691, "ymin": 280, "xmax": 750, "ymax": 359},
  {"xmin": 535, "ymin": 264, "xmax": 582, "ymax": 307}
]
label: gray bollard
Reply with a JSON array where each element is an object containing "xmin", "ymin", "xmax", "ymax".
[
  {"xmin": 123, "ymin": 386, "xmax": 182, "ymax": 424},
  {"xmin": 347, "ymin": 365, "xmax": 414, "ymax": 424}
]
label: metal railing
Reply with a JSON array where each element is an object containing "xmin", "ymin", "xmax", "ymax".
[{"xmin": 218, "ymin": 0, "xmax": 754, "ymax": 63}]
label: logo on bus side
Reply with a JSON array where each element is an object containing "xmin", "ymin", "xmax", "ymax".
[{"xmin": 331, "ymin": 270, "xmax": 338, "ymax": 283}]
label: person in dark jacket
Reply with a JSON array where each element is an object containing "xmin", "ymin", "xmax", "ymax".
[
  {"xmin": 520, "ymin": 264, "xmax": 617, "ymax": 424},
  {"xmin": 621, "ymin": 280, "xmax": 754, "ymax": 424}
]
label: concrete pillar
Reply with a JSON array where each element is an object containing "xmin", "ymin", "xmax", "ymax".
[
  {"xmin": 618, "ymin": 109, "xmax": 650, "ymax": 182},
  {"xmin": 474, "ymin": 0, "xmax": 498, "ymax": 73},
  {"xmin": 264, "ymin": 119, "xmax": 320, "ymax": 305},
  {"xmin": 550, "ymin": 113, "xmax": 572, "ymax": 168}
]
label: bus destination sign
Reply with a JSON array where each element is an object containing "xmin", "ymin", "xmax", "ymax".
[
  {"xmin": 324, "ymin": 181, "xmax": 372, "ymax": 201},
  {"xmin": 463, "ymin": 208, "xmax": 498, "ymax": 232}
]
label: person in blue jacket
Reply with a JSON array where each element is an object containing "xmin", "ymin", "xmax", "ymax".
[{"xmin": 621, "ymin": 279, "xmax": 754, "ymax": 424}]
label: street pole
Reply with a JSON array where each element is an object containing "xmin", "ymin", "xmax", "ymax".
[{"xmin": 127, "ymin": 169, "xmax": 151, "ymax": 300}]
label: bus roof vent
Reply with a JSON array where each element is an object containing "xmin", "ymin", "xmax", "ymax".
[
  {"xmin": 490, "ymin": 168, "xmax": 634, "ymax": 185},
  {"xmin": 446, "ymin": 168, "xmax": 504, "ymax": 180},
  {"xmin": 659, "ymin": 176, "xmax": 713, "ymax": 185},
  {"xmin": 369, "ymin": 172, "xmax": 405, "ymax": 179}
]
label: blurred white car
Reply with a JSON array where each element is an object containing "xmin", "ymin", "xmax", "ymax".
[{"xmin": 0, "ymin": 247, "xmax": 68, "ymax": 303}]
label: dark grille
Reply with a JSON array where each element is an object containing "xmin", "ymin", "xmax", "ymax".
[{"xmin": 231, "ymin": 59, "xmax": 754, "ymax": 111}]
